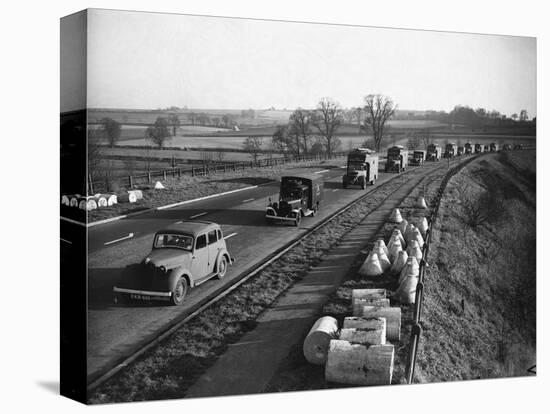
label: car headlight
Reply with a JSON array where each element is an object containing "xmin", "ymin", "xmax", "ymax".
[{"xmin": 160, "ymin": 265, "xmax": 167, "ymax": 273}]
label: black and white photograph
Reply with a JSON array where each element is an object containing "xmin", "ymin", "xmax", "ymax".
[
  {"xmin": 3, "ymin": 0, "xmax": 547, "ymax": 413},
  {"xmin": 59, "ymin": 7, "xmax": 538, "ymax": 404}
]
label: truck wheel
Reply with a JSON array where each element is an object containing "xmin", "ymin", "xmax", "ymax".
[
  {"xmin": 294, "ymin": 213, "xmax": 301, "ymax": 227},
  {"xmin": 361, "ymin": 179, "xmax": 366, "ymax": 190},
  {"xmin": 171, "ymin": 277, "xmax": 188, "ymax": 306},
  {"xmin": 217, "ymin": 255, "xmax": 228, "ymax": 279}
]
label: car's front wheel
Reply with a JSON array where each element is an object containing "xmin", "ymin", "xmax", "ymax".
[
  {"xmin": 217, "ymin": 255, "xmax": 228, "ymax": 279},
  {"xmin": 171, "ymin": 277, "xmax": 188, "ymax": 306}
]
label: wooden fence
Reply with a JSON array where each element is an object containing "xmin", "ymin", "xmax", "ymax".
[{"xmin": 89, "ymin": 152, "xmax": 346, "ymax": 194}]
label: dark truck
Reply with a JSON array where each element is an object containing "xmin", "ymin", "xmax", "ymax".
[
  {"xmin": 457, "ymin": 146, "xmax": 465, "ymax": 156},
  {"xmin": 409, "ymin": 150, "xmax": 426, "ymax": 166},
  {"xmin": 342, "ymin": 148, "xmax": 379, "ymax": 189},
  {"xmin": 385, "ymin": 145, "xmax": 408, "ymax": 173},
  {"xmin": 266, "ymin": 174, "xmax": 324, "ymax": 226},
  {"xmin": 444, "ymin": 143, "xmax": 458, "ymax": 158},
  {"xmin": 465, "ymin": 142, "xmax": 474, "ymax": 154},
  {"xmin": 475, "ymin": 143, "xmax": 483, "ymax": 153},
  {"xmin": 490, "ymin": 142, "xmax": 499, "ymax": 152},
  {"xmin": 426, "ymin": 143, "xmax": 442, "ymax": 161}
]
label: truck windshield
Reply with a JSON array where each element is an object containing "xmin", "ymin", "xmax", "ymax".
[
  {"xmin": 281, "ymin": 187, "xmax": 303, "ymax": 199},
  {"xmin": 348, "ymin": 162, "xmax": 364, "ymax": 171},
  {"xmin": 154, "ymin": 234, "xmax": 194, "ymax": 251}
]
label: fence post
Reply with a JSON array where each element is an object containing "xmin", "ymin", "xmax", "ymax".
[
  {"xmin": 192, "ymin": 166, "xmax": 195, "ymax": 177},
  {"xmin": 163, "ymin": 170, "xmax": 167, "ymax": 181},
  {"xmin": 129, "ymin": 175, "xmax": 133, "ymax": 188},
  {"xmin": 203, "ymin": 165, "xmax": 207, "ymax": 176},
  {"xmin": 147, "ymin": 172, "xmax": 151, "ymax": 183},
  {"xmin": 178, "ymin": 168, "xmax": 181, "ymax": 178}
]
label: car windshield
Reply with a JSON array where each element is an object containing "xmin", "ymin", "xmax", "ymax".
[{"xmin": 154, "ymin": 233, "xmax": 194, "ymax": 251}]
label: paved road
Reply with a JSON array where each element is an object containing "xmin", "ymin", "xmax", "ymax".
[{"xmin": 63, "ymin": 161, "xmax": 427, "ymax": 383}]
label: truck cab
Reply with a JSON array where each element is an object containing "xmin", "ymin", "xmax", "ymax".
[
  {"xmin": 489, "ymin": 142, "xmax": 499, "ymax": 152},
  {"xmin": 342, "ymin": 148, "xmax": 379, "ymax": 189},
  {"xmin": 385, "ymin": 145, "xmax": 408, "ymax": 173},
  {"xmin": 266, "ymin": 174, "xmax": 324, "ymax": 226},
  {"xmin": 426, "ymin": 144, "xmax": 442, "ymax": 161},
  {"xmin": 474, "ymin": 143, "xmax": 482, "ymax": 153},
  {"xmin": 444, "ymin": 143, "xmax": 458, "ymax": 158},
  {"xmin": 464, "ymin": 142, "xmax": 473, "ymax": 154},
  {"xmin": 409, "ymin": 150, "xmax": 426, "ymax": 166}
]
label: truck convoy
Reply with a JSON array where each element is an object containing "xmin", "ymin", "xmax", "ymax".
[
  {"xmin": 342, "ymin": 148, "xmax": 379, "ymax": 189},
  {"xmin": 465, "ymin": 142, "xmax": 474, "ymax": 155},
  {"xmin": 409, "ymin": 150, "xmax": 427, "ymax": 166},
  {"xmin": 444, "ymin": 143, "xmax": 458, "ymax": 158},
  {"xmin": 385, "ymin": 145, "xmax": 408, "ymax": 173},
  {"xmin": 426, "ymin": 143, "xmax": 442, "ymax": 161},
  {"xmin": 266, "ymin": 174, "xmax": 324, "ymax": 226}
]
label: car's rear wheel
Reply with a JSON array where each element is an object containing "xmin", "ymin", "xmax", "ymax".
[
  {"xmin": 294, "ymin": 212, "xmax": 301, "ymax": 227},
  {"xmin": 217, "ymin": 255, "xmax": 228, "ymax": 279},
  {"xmin": 171, "ymin": 277, "xmax": 188, "ymax": 306}
]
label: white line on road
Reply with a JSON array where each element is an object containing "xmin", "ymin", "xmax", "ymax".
[
  {"xmin": 60, "ymin": 238, "xmax": 72, "ymax": 245},
  {"xmin": 104, "ymin": 233, "xmax": 134, "ymax": 246},
  {"xmin": 314, "ymin": 169, "xmax": 330, "ymax": 174},
  {"xmin": 242, "ymin": 198, "xmax": 255, "ymax": 203},
  {"xmin": 224, "ymin": 232, "xmax": 238, "ymax": 240},
  {"xmin": 190, "ymin": 212, "xmax": 208, "ymax": 219},
  {"xmin": 332, "ymin": 189, "xmax": 339, "ymax": 192}
]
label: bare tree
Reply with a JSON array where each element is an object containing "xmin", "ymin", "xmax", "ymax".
[
  {"xmin": 243, "ymin": 136, "xmax": 263, "ymax": 165},
  {"xmin": 519, "ymin": 109, "xmax": 529, "ymax": 122},
  {"xmin": 288, "ymin": 108, "xmax": 312, "ymax": 155},
  {"xmin": 168, "ymin": 113, "xmax": 180, "ymax": 136},
  {"xmin": 145, "ymin": 117, "xmax": 171, "ymax": 149},
  {"xmin": 362, "ymin": 94, "xmax": 397, "ymax": 152},
  {"xmin": 414, "ymin": 129, "xmax": 434, "ymax": 150},
  {"xmin": 100, "ymin": 117, "xmax": 121, "ymax": 148},
  {"xmin": 311, "ymin": 97, "xmax": 343, "ymax": 156}
]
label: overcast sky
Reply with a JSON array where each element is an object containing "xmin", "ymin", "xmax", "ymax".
[{"xmin": 84, "ymin": 9, "xmax": 536, "ymax": 116}]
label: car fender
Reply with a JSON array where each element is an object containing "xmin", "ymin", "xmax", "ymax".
[
  {"xmin": 169, "ymin": 267, "xmax": 194, "ymax": 289},
  {"xmin": 291, "ymin": 208, "xmax": 301, "ymax": 217},
  {"xmin": 266, "ymin": 206, "xmax": 277, "ymax": 216},
  {"xmin": 214, "ymin": 248, "xmax": 232, "ymax": 271}
]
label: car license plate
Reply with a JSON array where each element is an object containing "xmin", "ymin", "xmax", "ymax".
[{"xmin": 130, "ymin": 294, "xmax": 151, "ymax": 300}]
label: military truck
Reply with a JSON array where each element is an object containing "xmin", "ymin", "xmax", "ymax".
[
  {"xmin": 489, "ymin": 142, "xmax": 499, "ymax": 152},
  {"xmin": 457, "ymin": 146, "xmax": 465, "ymax": 156},
  {"xmin": 464, "ymin": 142, "xmax": 474, "ymax": 154},
  {"xmin": 444, "ymin": 143, "xmax": 458, "ymax": 158},
  {"xmin": 426, "ymin": 143, "xmax": 442, "ymax": 161},
  {"xmin": 266, "ymin": 174, "xmax": 324, "ymax": 226},
  {"xmin": 502, "ymin": 144, "xmax": 512, "ymax": 151},
  {"xmin": 474, "ymin": 143, "xmax": 483, "ymax": 153},
  {"xmin": 483, "ymin": 144, "xmax": 490, "ymax": 152},
  {"xmin": 342, "ymin": 148, "xmax": 379, "ymax": 189},
  {"xmin": 385, "ymin": 145, "xmax": 408, "ymax": 173},
  {"xmin": 409, "ymin": 149, "xmax": 427, "ymax": 166},
  {"xmin": 513, "ymin": 144, "xmax": 523, "ymax": 150}
]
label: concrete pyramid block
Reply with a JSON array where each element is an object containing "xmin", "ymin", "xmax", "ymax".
[
  {"xmin": 406, "ymin": 240, "xmax": 423, "ymax": 263},
  {"xmin": 390, "ymin": 229, "xmax": 406, "ymax": 248},
  {"xmin": 410, "ymin": 228, "xmax": 425, "ymax": 248},
  {"xmin": 375, "ymin": 239, "xmax": 389, "ymax": 257},
  {"xmin": 399, "ymin": 256, "xmax": 419, "ymax": 285},
  {"xmin": 395, "ymin": 272, "xmax": 419, "ymax": 304},
  {"xmin": 389, "ymin": 208, "xmax": 403, "ymax": 223},
  {"xmin": 376, "ymin": 249, "xmax": 392, "ymax": 272},
  {"xmin": 390, "ymin": 250, "xmax": 408, "ymax": 275},
  {"xmin": 398, "ymin": 219, "xmax": 409, "ymax": 236},
  {"xmin": 388, "ymin": 240, "xmax": 403, "ymax": 263},
  {"xmin": 359, "ymin": 252, "xmax": 384, "ymax": 277},
  {"xmin": 417, "ymin": 217, "xmax": 429, "ymax": 238},
  {"xmin": 154, "ymin": 181, "xmax": 166, "ymax": 189},
  {"xmin": 415, "ymin": 196, "xmax": 428, "ymax": 209},
  {"xmin": 404, "ymin": 223, "xmax": 416, "ymax": 241}
]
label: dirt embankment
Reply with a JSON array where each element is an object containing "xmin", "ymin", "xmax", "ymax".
[{"xmin": 415, "ymin": 150, "xmax": 536, "ymax": 381}]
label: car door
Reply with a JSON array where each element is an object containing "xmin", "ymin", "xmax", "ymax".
[
  {"xmin": 207, "ymin": 229, "xmax": 219, "ymax": 274},
  {"xmin": 191, "ymin": 233, "xmax": 210, "ymax": 281}
]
